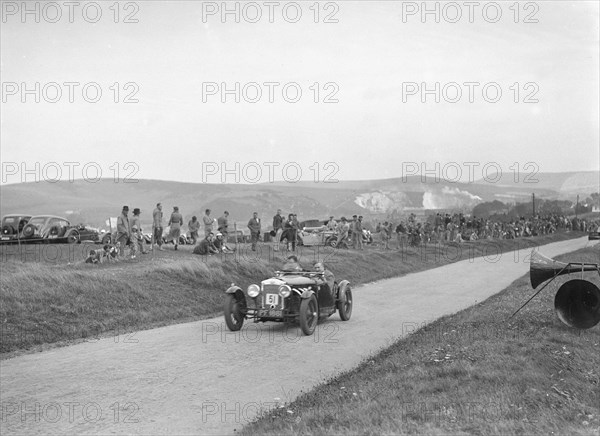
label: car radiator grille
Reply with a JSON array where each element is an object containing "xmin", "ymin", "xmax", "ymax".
[{"xmin": 262, "ymin": 284, "xmax": 283, "ymax": 309}]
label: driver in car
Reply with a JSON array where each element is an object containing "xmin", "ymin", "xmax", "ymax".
[
  {"xmin": 282, "ymin": 255, "xmax": 303, "ymax": 271},
  {"xmin": 314, "ymin": 262, "xmax": 336, "ymax": 299}
]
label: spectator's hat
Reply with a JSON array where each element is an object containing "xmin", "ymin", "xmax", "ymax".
[
  {"xmin": 133, "ymin": 208, "xmax": 141, "ymax": 215},
  {"xmin": 352, "ymin": 215, "xmax": 357, "ymax": 218},
  {"xmin": 341, "ymin": 216, "xmax": 347, "ymax": 221},
  {"xmin": 122, "ymin": 206, "xmax": 129, "ymax": 211},
  {"xmin": 269, "ymin": 230, "xmax": 276, "ymax": 237},
  {"xmin": 216, "ymin": 232, "xmax": 222, "ymax": 237},
  {"xmin": 174, "ymin": 206, "xmax": 179, "ymax": 211}
]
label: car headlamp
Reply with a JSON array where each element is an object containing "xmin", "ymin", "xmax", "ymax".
[
  {"xmin": 247, "ymin": 284, "xmax": 260, "ymax": 298},
  {"xmin": 278, "ymin": 285, "xmax": 291, "ymax": 298}
]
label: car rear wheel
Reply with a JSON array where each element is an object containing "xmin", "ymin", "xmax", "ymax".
[
  {"xmin": 299, "ymin": 294, "xmax": 318, "ymax": 335},
  {"xmin": 67, "ymin": 231, "xmax": 79, "ymax": 244},
  {"xmin": 224, "ymin": 294, "xmax": 245, "ymax": 331},
  {"xmin": 326, "ymin": 238, "xmax": 337, "ymax": 248},
  {"xmin": 338, "ymin": 288, "xmax": 353, "ymax": 321}
]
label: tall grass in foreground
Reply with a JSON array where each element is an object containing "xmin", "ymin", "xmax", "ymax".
[
  {"xmin": 0, "ymin": 231, "xmax": 587, "ymax": 354},
  {"xmin": 241, "ymin": 246, "xmax": 600, "ymax": 435}
]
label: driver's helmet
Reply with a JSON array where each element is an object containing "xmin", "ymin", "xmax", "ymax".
[{"xmin": 313, "ymin": 262, "xmax": 325, "ymax": 272}]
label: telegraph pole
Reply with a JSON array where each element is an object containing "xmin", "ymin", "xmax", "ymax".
[
  {"xmin": 532, "ymin": 193, "xmax": 535, "ymax": 217},
  {"xmin": 575, "ymin": 194, "xmax": 579, "ymax": 218}
]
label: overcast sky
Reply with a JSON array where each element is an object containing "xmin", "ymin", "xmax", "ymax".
[{"xmin": 1, "ymin": 0, "xmax": 598, "ymax": 185}]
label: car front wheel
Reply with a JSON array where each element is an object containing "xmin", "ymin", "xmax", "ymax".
[
  {"xmin": 224, "ymin": 294, "xmax": 245, "ymax": 331},
  {"xmin": 338, "ymin": 288, "xmax": 353, "ymax": 321},
  {"xmin": 299, "ymin": 294, "xmax": 318, "ymax": 335}
]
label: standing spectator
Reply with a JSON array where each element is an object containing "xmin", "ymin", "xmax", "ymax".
[
  {"xmin": 188, "ymin": 216, "xmax": 200, "ymax": 244},
  {"xmin": 203, "ymin": 209, "xmax": 214, "ymax": 237},
  {"xmin": 168, "ymin": 206, "xmax": 184, "ymax": 250},
  {"xmin": 327, "ymin": 216, "xmax": 337, "ymax": 231},
  {"xmin": 355, "ymin": 215, "xmax": 364, "ymax": 250},
  {"xmin": 130, "ymin": 208, "xmax": 148, "ymax": 257},
  {"xmin": 248, "ymin": 211, "xmax": 261, "ymax": 251},
  {"xmin": 116, "ymin": 206, "xmax": 130, "ymax": 257},
  {"xmin": 395, "ymin": 221, "xmax": 407, "ymax": 250},
  {"xmin": 217, "ymin": 211, "xmax": 230, "ymax": 238},
  {"xmin": 284, "ymin": 213, "xmax": 297, "ymax": 252},
  {"xmin": 336, "ymin": 217, "xmax": 350, "ymax": 248},
  {"xmin": 292, "ymin": 214, "xmax": 300, "ymax": 247},
  {"xmin": 272, "ymin": 209, "xmax": 284, "ymax": 252},
  {"xmin": 350, "ymin": 215, "xmax": 358, "ymax": 248},
  {"xmin": 152, "ymin": 202, "xmax": 164, "ymax": 251},
  {"xmin": 380, "ymin": 221, "xmax": 391, "ymax": 250}
]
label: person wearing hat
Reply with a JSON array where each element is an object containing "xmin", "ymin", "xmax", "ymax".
[
  {"xmin": 131, "ymin": 208, "xmax": 148, "ymax": 257},
  {"xmin": 168, "ymin": 206, "xmax": 184, "ymax": 250},
  {"xmin": 213, "ymin": 232, "xmax": 233, "ymax": 253},
  {"xmin": 116, "ymin": 206, "xmax": 131, "ymax": 257}
]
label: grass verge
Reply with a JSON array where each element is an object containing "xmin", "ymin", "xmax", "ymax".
[
  {"xmin": 0, "ymin": 231, "xmax": 588, "ymax": 356},
  {"xmin": 241, "ymin": 245, "xmax": 600, "ymax": 435}
]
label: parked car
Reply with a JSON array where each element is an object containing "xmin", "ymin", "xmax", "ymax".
[
  {"xmin": 18, "ymin": 215, "xmax": 82, "ymax": 244},
  {"xmin": 74, "ymin": 224, "xmax": 102, "ymax": 243},
  {"xmin": 223, "ymin": 269, "xmax": 353, "ymax": 336},
  {"xmin": 297, "ymin": 227, "xmax": 337, "ymax": 247},
  {"xmin": 0, "ymin": 214, "xmax": 32, "ymax": 243}
]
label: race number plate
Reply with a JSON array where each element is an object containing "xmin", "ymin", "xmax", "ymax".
[{"xmin": 265, "ymin": 294, "xmax": 279, "ymax": 305}]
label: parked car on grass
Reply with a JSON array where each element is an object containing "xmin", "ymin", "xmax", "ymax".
[
  {"xmin": 0, "ymin": 214, "xmax": 32, "ymax": 243},
  {"xmin": 18, "ymin": 215, "xmax": 82, "ymax": 244}
]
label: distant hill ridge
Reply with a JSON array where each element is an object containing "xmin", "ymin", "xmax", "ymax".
[{"xmin": 1, "ymin": 171, "xmax": 597, "ymax": 227}]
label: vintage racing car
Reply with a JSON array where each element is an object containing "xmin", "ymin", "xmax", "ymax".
[{"xmin": 223, "ymin": 269, "xmax": 353, "ymax": 335}]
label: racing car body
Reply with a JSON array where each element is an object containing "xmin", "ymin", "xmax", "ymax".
[{"xmin": 223, "ymin": 270, "xmax": 353, "ymax": 336}]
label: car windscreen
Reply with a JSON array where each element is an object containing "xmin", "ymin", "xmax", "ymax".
[
  {"xmin": 2, "ymin": 217, "xmax": 17, "ymax": 226},
  {"xmin": 27, "ymin": 217, "xmax": 47, "ymax": 227}
]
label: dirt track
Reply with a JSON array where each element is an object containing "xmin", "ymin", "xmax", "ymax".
[{"xmin": 1, "ymin": 236, "xmax": 596, "ymax": 435}]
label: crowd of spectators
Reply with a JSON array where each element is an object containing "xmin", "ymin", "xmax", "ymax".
[{"xmin": 90, "ymin": 203, "xmax": 598, "ymax": 262}]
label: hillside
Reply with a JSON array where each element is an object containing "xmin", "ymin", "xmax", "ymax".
[{"xmin": 0, "ymin": 172, "xmax": 597, "ymax": 228}]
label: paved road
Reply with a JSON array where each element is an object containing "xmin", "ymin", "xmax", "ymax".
[{"xmin": 1, "ymin": 237, "xmax": 596, "ymax": 435}]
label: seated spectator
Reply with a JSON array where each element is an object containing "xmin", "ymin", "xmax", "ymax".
[
  {"xmin": 213, "ymin": 232, "xmax": 234, "ymax": 253},
  {"xmin": 193, "ymin": 233, "xmax": 219, "ymax": 255}
]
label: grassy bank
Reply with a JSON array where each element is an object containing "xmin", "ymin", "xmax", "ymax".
[
  {"xmin": 242, "ymin": 245, "xmax": 600, "ymax": 435},
  {"xmin": 0, "ymin": 231, "xmax": 588, "ymax": 355}
]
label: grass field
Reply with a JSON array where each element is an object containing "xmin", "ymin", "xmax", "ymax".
[
  {"xmin": 241, "ymin": 245, "xmax": 600, "ymax": 435},
  {"xmin": 0, "ymin": 231, "xmax": 589, "ymax": 356}
]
